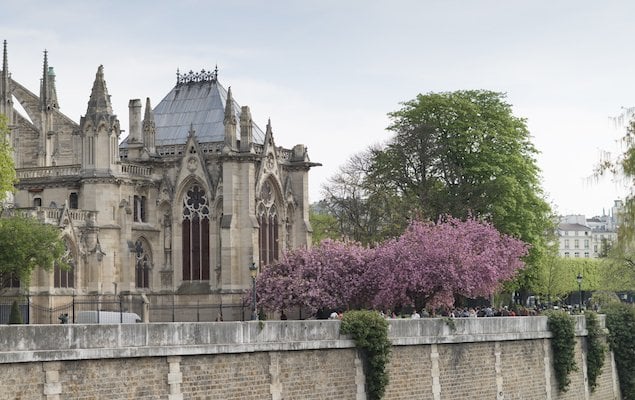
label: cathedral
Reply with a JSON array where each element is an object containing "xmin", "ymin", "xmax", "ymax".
[{"xmin": 0, "ymin": 40, "xmax": 318, "ymax": 321}]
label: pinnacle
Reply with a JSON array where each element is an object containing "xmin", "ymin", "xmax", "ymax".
[
  {"xmin": 85, "ymin": 65, "xmax": 113, "ymax": 115},
  {"xmin": 224, "ymin": 86, "xmax": 235, "ymax": 124},
  {"xmin": 144, "ymin": 97, "xmax": 153, "ymax": 120}
]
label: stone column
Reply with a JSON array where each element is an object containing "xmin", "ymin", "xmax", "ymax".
[
  {"xmin": 269, "ymin": 352, "xmax": 281, "ymax": 400},
  {"xmin": 430, "ymin": 343, "xmax": 441, "ymax": 400},
  {"xmin": 355, "ymin": 351, "xmax": 366, "ymax": 400},
  {"xmin": 167, "ymin": 356, "xmax": 183, "ymax": 400},
  {"xmin": 43, "ymin": 362, "xmax": 62, "ymax": 400}
]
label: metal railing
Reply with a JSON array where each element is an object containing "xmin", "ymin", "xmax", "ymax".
[
  {"xmin": 0, "ymin": 293, "xmax": 251, "ymax": 324},
  {"xmin": 0, "ymin": 294, "xmax": 142, "ymax": 324}
]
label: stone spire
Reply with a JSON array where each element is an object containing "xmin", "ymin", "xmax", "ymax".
[
  {"xmin": 39, "ymin": 50, "xmax": 58, "ymax": 111},
  {"xmin": 266, "ymin": 118, "xmax": 273, "ymax": 136},
  {"xmin": 223, "ymin": 86, "xmax": 236, "ymax": 150},
  {"xmin": 85, "ymin": 65, "xmax": 113, "ymax": 116},
  {"xmin": 0, "ymin": 40, "xmax": 12, "ymax": 122},
  {"xmin": 142, "ymin": 97, "xmax": 156, "ymax": 154},
  {"xmin": 224, "ymin": 87, "xmax": 235, "ymax": 124},
  {"xmin": 40, "ymin": 50, "xmax": 48, "ymax": 110},
  {"xmin": 79, "ymin": 65, "xmax": 120, "ymax": 172},
  {"xmin": 1, "ymin": 40, "xmax": 7, "ymax": 78}
]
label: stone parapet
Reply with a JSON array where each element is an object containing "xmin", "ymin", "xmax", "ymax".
[{"xmin": 0, "ymin": 316, "xmax": 593, "ymax": 364}]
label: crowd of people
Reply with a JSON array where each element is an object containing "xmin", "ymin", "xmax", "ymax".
[{"xmin": 381, "ymin": 305, "xmax": 543, "ymax": 319}]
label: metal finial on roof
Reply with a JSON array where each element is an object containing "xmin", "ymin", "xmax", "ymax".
[
  {"xmin": 176, "ymin": 68, "xmax": 180, "ymax": 85},
  {"xmin": 176, "ymin": 68, "xmax": 218, "ymax": 87},
  {"xmin": 214, "ymin": 64, "xmax": 218, "ymax": 77}
]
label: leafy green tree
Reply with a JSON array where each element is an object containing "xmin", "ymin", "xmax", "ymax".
[
  {"xmin": 321, "ymin": 150, "xmax": 407, "ymax": 245},
  {"xmin": 535, "ymin": 256, "xmax": 604, "ymax": 303},
  {"xmin": 309, "ymin": 202, "xmax": 341, "ymax": 245},
  {"xmin": 594, "ymin": 120, "xmax": 635, "ymax": 289},
  {"xmin": 322, "ymin": 90, "xmax": 553, "ymax": 294},
  {"xmin": 0, "ymin": 216, "xmax": 68, "ymax": 288},
  {"xmin": 0, "ymin": 114, "xmax": 16, "ymax": 202},
  {"xmin": 535, "ymin": 248, "xmax": 571, "ymax": 304}
]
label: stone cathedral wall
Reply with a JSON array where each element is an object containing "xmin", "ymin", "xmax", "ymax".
[{"xmin": 0, "ymin": 317, "xmax": 621, "ymax": 400}]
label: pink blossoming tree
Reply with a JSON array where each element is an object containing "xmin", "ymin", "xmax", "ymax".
[
  {"xmin": 256, "ymin": 239, "xmax": 373, "ymax": 314},
  {"xmin": 256, "ymin": 217, "xmax": 528, "ymax": 315},
  {"xmin": 368, "ymin": 217, "xmax": 529, "ymax": 310}
]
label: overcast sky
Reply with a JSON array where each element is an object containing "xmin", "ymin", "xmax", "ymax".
[{"xmin": 3, "ymin": 1, "xmax": 634, "ymax": 217}]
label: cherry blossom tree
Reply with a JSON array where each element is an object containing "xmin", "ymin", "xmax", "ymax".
[
  {"xmin": 256, "ymin": 239, "xmax": 372, "ymax": 314},
  {"xmin": 369, "ymin": 217, "xmax": 529, "ymax": 310},
  {"xmin": 255, "ymin": 217, "xmax": 528, "ymax": 316}
]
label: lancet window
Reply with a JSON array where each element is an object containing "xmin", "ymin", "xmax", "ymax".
[
  {"xmin": 258, "ymin": 181, "xmax": 279, "ymax": 267},
  {"xmin": 182, "ymin": 185, "xmax": 210, "ymax": 280},
  {"xmin": 134, "ymin": 239, "xmax": 151, "ymax": 288},
  {"xmin": 54, "ymin": 240, "xmax": 75, "ymax": 288},
  {"xmin": 69, "ymin": 192, "xmax": 78, "ymax": 209}
]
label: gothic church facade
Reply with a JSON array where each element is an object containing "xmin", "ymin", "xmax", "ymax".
[{"xmin": 0, "ymin": 41, "xmax": 318, "ymax": 319}]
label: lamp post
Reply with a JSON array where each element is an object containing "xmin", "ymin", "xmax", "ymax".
[
  {"xmin": 249, "ymin": 262, "xmax": 258, "ymax": 320},
  {"xmin": 576, "ymin": 272, "xmax": 583, "ymax": 310}
]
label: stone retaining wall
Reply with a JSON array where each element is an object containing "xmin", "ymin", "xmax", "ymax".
[{"xmin": 0, "ymin": 316, "xmax": 622, "ymax": 399}]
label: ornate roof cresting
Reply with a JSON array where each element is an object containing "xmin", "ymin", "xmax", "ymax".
[{"xmin": 176, "ymin": 66, "xmax": 219, "ymax": 86}]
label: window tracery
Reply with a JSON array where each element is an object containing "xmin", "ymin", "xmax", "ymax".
[
  {"xmin": 54, "ymin": 240, "xmax": 75, "ymax": 288},
  {"xmin": 258, "ymin": 181, "xmax": 279, "ymax": 267},
  {"xmin": 134, "ymin": 239, "xmax": 151, "ymax": 288},
  {"xmin": 182, "ymin": 185, "xmax": 210, "ymax": 280}
]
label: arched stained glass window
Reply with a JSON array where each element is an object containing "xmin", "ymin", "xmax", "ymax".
[
  {"xmin": 258, "ymin": 181, "xmax": 279, "ymax": 267},
  {"xmin": 182, "ymin": 185, "xmax": 210, "ymax": 281}
]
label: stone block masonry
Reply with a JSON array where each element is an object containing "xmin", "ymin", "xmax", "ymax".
[{"xmin": 0, "ymin": 317, "xmax": 622, "ymax": 399}]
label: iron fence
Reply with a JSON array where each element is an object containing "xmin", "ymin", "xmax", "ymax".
[
  {"xmin": 145, "ymin": 294, "xmax": 248, "ymax": 322},
  {"xmin": 0, "ymin": 293, "xmax": 252, "ymax": 324},
  {"xmin": 0, "ymin": 294, "xmax": 143, "ymax": 324}
]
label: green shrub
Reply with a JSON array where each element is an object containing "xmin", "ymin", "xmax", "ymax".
[
  {"xmin": 8, "ymin": 300, "xmax": 23, "ymax": 325},
  {"xmin": 585, "ymin": 312, "xmax": 606, "ymax": 392},
  {"xmin": 604, "ymin": 303, "xmax": 635, "ymax": 400},
  {"xmin": 546, "ymin": 310, "xmax": 577, "ymax": 392},
  {"xmin": 340, "ymin": 310, "xmax": 391, "ymax": 400}
]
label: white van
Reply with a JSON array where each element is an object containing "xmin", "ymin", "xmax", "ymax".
[{"xmin": 75, "ymin": 311, "xmax": 141, "ymax": 324}]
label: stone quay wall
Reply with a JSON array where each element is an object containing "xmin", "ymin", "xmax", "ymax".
[{"xmin": 0, "ymin": 316, "xmax": 622, "ymax": 400}]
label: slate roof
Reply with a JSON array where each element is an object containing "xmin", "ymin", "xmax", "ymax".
[
  {"xmin": 123, "ymin": 74, "xmax": 265, "ymax": 147},
  {"xmin": 558, "ymin": 223, "xmax": 590, "ymax": 231}
]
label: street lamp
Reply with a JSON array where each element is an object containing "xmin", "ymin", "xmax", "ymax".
[
  {"xmin": 249, "ymin": 262, "xmax": 258, "ymax": 320},
  {"xmin": 576, "ymin": 272, "xmax": 583, "ymax": 310}
]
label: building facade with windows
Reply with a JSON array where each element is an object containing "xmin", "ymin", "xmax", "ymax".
[
  {"xmin": 0, "ymin": 41, "xmax": 318, "ymax": 319},
  {"xmin": 556, "ymin": 222, "xmax": 593, "ymax": 258},
  {"xmin": 556, "ymin": 208, "xmax": 620, "ymax": 259}
]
